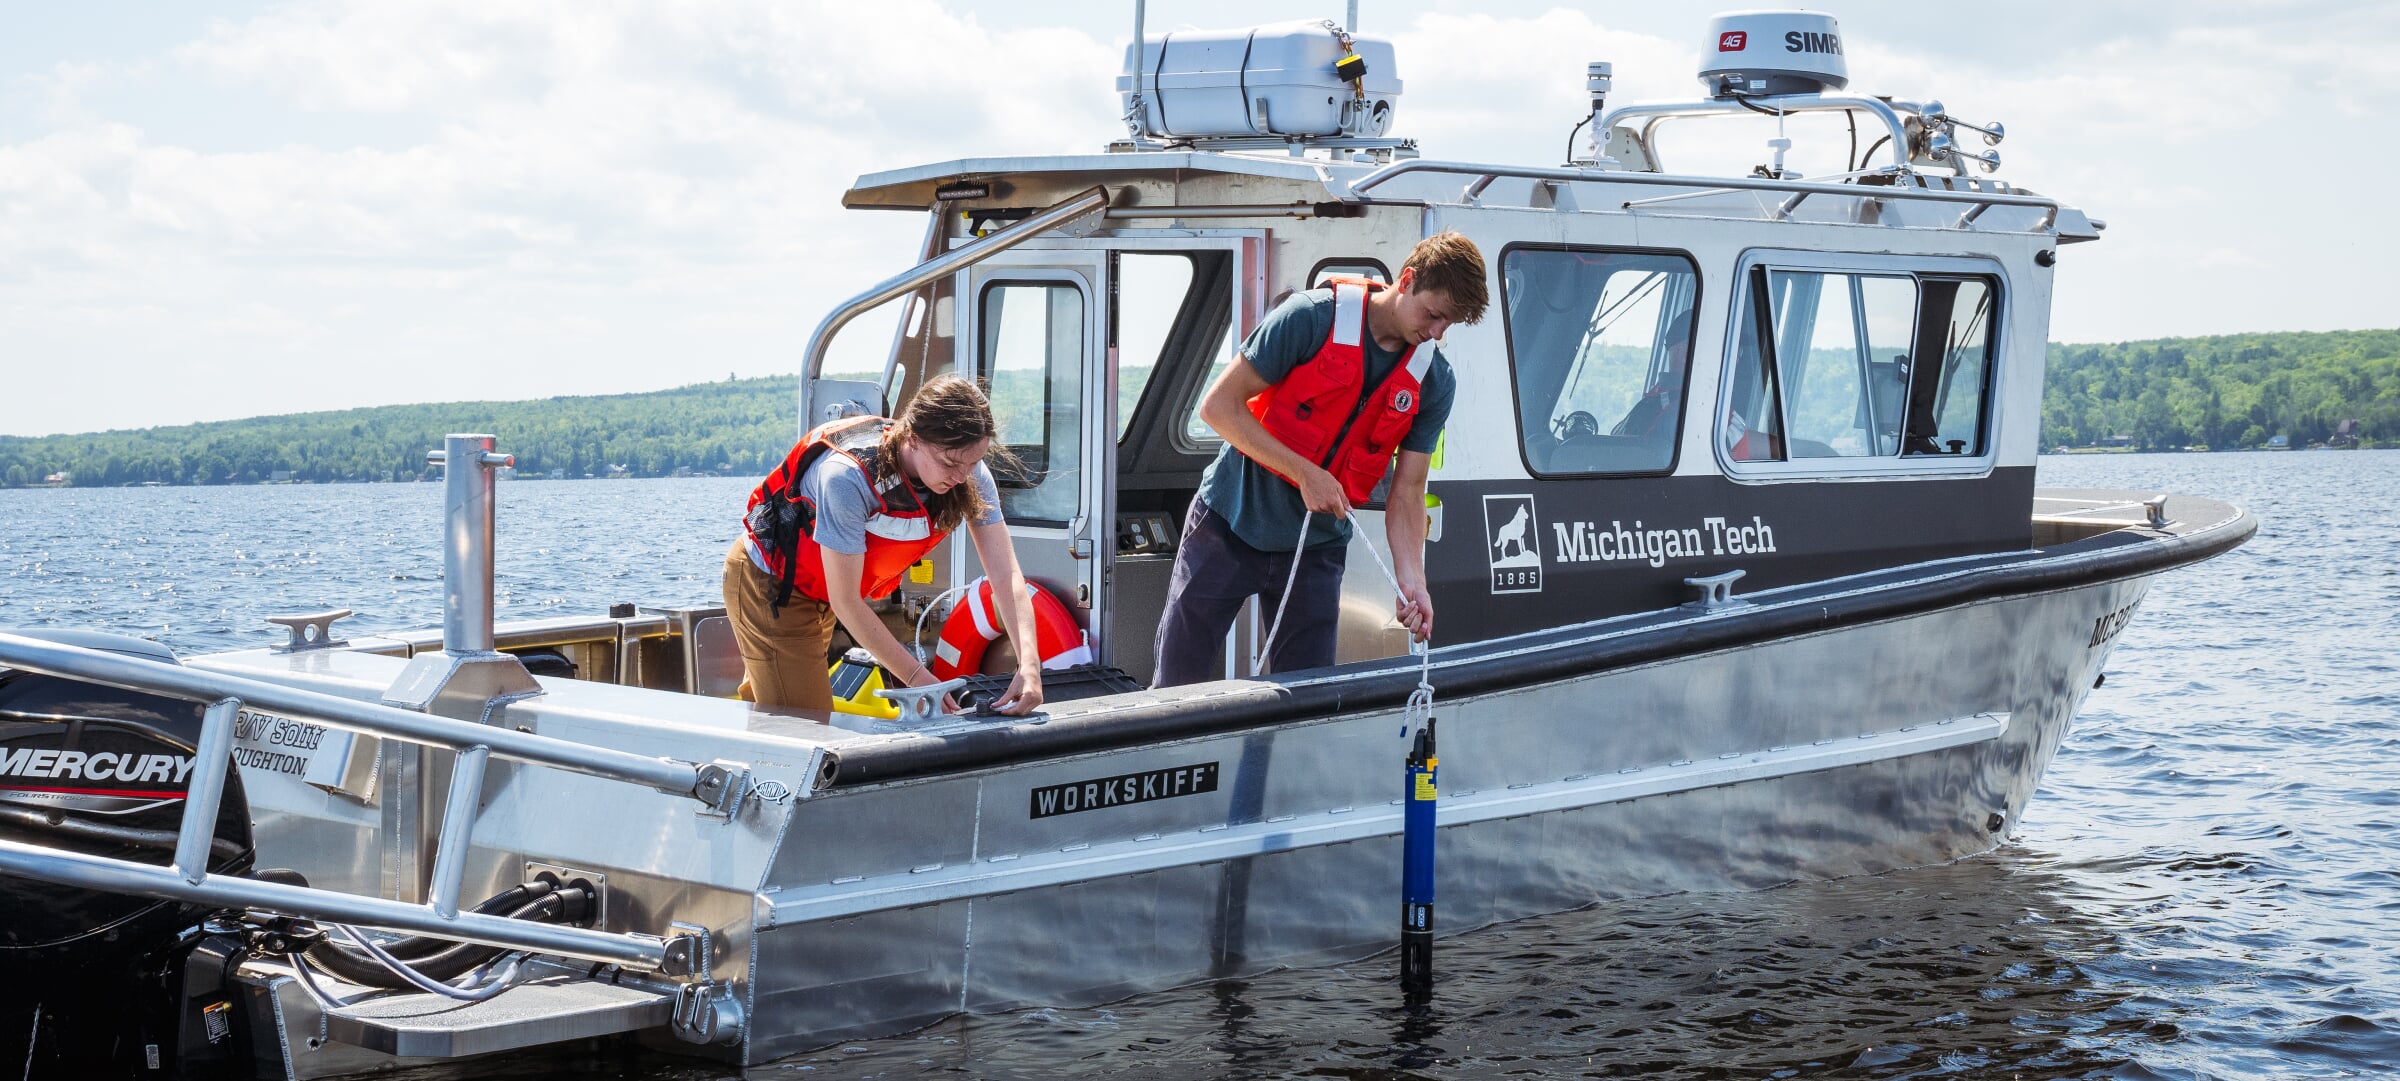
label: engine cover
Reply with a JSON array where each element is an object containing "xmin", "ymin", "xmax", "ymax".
[{"xmin": 0, "ymin": 665, "xmax": 254, "ymax": 980}]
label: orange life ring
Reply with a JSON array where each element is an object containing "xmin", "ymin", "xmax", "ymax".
[{"xmin": 928, "ymin": 577, "xmax": 1091, "ymax": 680}]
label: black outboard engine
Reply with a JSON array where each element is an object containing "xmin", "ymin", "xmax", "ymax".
[{"xmin": 0, "ymin": 631, "xmax": 258, "ymax": 1079}]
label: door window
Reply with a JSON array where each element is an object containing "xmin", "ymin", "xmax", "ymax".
[
  {"xmin": 979, "ymin": 281, "xmax": 1084, "ymax": 523},
  {"xmin": 1904, "ymin": 279, "xmax": 1996, "ymax": 456},
  {"xmin": 1115, "ymin": 254, "xmax": 1194, "ymax": 440},
  {"xmin": 1766, "ymin": 271, "xmax": 1917, "ymax": 458}
]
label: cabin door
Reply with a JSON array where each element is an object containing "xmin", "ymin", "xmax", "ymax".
[{"xmin": 961, "ymin": 250, "xmax": 1113, "ymax": 654}]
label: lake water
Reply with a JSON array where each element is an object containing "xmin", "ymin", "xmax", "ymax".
[{"xmin": 2, "ymin": 451, "xmax": 2395, "ymax": 1080}]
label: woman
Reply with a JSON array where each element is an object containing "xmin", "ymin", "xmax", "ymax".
[{"xmin": 725, "ymin": 375, "xmax": 1044, "ymax": 716}]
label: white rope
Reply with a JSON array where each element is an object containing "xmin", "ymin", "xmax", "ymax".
[
  {"xmin": 1250, "ymin": 509, "xmax": 1436, "ymax": 734},
  {"xmin": 911, "ymin": 582, "xmax": 974, "ymax": 665},
  {"xmin": 1250, "ymin": 512, "xmax": 1317, "ymax": 674}
]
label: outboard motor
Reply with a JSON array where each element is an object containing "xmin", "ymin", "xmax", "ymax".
[{"xmin": 0, "ymin": 632, "xmax": 258, "ymax": 1078}]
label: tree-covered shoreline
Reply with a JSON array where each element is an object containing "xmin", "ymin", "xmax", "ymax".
[
  {"xmin": 0, "ymin": 377, "xmax": 810, "ymax": 489},
  {"xmin": 2042, "ymin": 329, "xmax": 2396, "ymax": 451},
  {"xmin": 5, "ymin": 327, "xmax": 2394, "ymax": 489}
]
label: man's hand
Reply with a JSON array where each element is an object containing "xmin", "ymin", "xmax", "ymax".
[
  {"xmin": 1297, "ymin": 462, "xmax": 1353, "ymax": 519},
  {"xmin": 1394, "ymin": 581, "xmax": 1435, "ymax": 642},
  {"xmin": 1383, "ymin": 451, "xmax": 1436, "ymax": 644},
  {"xmin": 994, "ymin": 666, "xmax": 1045, "ymax": 716}
]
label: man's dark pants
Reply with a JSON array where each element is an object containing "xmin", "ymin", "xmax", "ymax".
[{"xmin": 1152, "ymin": 499, "xmax": 1348, "ymax": 687}]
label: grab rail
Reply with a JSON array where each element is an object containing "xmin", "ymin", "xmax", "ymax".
[
  {"xmin": 806, "ymin": 185, "xmax": 1111, "ymax": 425},
  {"xmin": 1337, "ymin": 159, "xmax": 2058, "ymax": 222},
  {"xmin": 0, "ymin": 631, "xmax": 743, "ymax": 974}
]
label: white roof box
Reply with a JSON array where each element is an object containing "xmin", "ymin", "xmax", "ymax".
[
  {"xmin": 1697, "ymin": 10, "xmax": 1848, "ymax": 97},
  {"xmin": 1118, "ymin": 20, "xmax": 1401, "ymax": 141}
]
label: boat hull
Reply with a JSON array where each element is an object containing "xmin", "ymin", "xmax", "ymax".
[
  {"xmin": 737, "ymin": 570, "xmax": 2146, "ymax": 1059},
  {"xmin": 142, "ymin": 491, "xmax": 2244, "ymax": 1073}
]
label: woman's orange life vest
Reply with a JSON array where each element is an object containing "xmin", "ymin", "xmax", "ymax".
[
  {"xmin": 744, "ymin": 417, "xmax": 947, "ymax": 613},
  {"xmin": 1245, "ymin": 278, "xmax": 1436, "ymax": 504}
]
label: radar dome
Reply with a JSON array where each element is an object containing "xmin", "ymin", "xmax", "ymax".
[{"xmin": 1697, "ymin": 10, "xmax": 1848, "ymax": 97}]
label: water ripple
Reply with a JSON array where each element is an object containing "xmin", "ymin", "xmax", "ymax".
[{"xmin": 6, "ymin": 454, "xmax": 2398, "ymax": 1079}]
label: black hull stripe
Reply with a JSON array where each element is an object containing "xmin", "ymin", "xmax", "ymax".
[{"xmin": 826, "ymin": 490, "xmax": 2253, "ymax": 786}]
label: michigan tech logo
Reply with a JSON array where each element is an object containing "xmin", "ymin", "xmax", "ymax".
[{"xmin": 1482, "ymin": 494, "xmax": 1542, "ymax": 594}]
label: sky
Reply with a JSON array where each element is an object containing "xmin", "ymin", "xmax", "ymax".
[{"xmin": 2, "ymin": 0, "xmax": 2392, "ymax": 438}]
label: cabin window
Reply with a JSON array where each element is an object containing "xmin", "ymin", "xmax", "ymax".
[
  {"xmin": 978, "ymin": 280, "xmax": 1084, "ymax": 523},
  {"xmin": 1499, "ymin": 247, "xmax": 1702, "ymax": 476},
  {"xmin": 1722, "ymin": 264, "xmax": 2001, "ymax": 468},
  {"xmin": 1307, "ymin": 259, "xmax": 1391, "ymax": 288},
  {"xmin": 1115, "ymin": 253, "xmax": 1196, "ymax": 440}
]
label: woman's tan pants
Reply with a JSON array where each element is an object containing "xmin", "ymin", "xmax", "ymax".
[{"xmin": 723, "ymin": 540, "xmax": 837, "ymax": 711}]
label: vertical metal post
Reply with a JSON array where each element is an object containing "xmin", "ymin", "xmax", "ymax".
[
  {"xmin": 1400, "ymin": 718, "xmax": 1437, "ymax": 1000},
  {"xmin": 431, "ymin": 434, "xmax": 512, "ymax": 655},
  {"xmin": 425, "ymin": 744, "xmax": 490, "ymax": 920},
  {"xmin": 1129, "ymin": 0, "xmax": 1148, "ymax": 137},
  {"xmin": 381, "ymin": 741, "xmax": 426, "ymax": 903},
  {"xmin": 1347, "ymin": 0, "xmax": 1358, "ymax": 31},
  {"xmin": 174, "ymin": 698, "xmax": 243, "ymax": 884}
]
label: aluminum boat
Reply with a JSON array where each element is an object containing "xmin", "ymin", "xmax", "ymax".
[{"xmin": 0, "ymin": 9, "xmax": 2253, "ymax": 1078}]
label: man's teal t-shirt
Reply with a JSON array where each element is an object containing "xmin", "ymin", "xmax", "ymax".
[{"xmin": 1198, "ymin": 288, "xmax": 1455, "ymax": 552}]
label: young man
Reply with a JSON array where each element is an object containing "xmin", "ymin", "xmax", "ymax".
[{"xmin": 1151, "ymin": 231, "xmax": 1488, "ymax": 687}]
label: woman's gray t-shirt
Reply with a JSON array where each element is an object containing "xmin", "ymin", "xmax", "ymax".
[{"xmin": 748, "ymin": 453, "xmax": 1003, "ymax": 572}]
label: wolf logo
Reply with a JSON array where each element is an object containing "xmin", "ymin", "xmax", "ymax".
[
  {"xmin": 1481, "ymin": 494, "xmax": 1542, "ymax": 594},
  {"xmin": 1491, "ymin": 504, "xmax": 1531, "ymax": 562}
]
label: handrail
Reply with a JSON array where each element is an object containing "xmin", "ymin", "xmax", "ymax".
[
  {"xmin": 807, "ymin": 185, "xmax": 1110, "ymax": 427},
  {"xmin": 1339, "ymin": 158, "xmax": 2058, "ymax": 218},
  {"xmin": 1596, "ymin": 94, "xmax": 1915, "ymax": 173},
  {"xmin": 0, "ymin": 632, "xmax": 720, "ymax": 800},
  {"xmin": 0, "ymin": 632, "xmax": 734, "ymax": 972},
  {"xmin": 0, "ymin": 837, "xmax": 674, "ymax": 970}
]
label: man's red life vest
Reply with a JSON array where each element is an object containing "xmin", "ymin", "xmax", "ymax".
[
  {"xmin": 1245, "ymin": 278, "xmax": 1436, "ymax": 504},
  {"xmin": 743, "ymin": 416, "xmax": 947, "ymax": 611}
]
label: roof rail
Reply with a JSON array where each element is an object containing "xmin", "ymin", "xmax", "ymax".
[{"xmin": 1338, "ymin": 159, "xmax": 2058, "ymax": 230}]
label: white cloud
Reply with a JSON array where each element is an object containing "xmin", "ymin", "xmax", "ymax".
[
  {"xmin": 1, "ymin": 2, "xmax": 2392, "ymax": 435},
  {"xmin": 1, "ymin": 0, "xmax": 1131, "ymax": 435}
]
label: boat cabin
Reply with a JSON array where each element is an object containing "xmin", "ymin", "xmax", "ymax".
[{"xmin": 781, "ymin": 14, "xmax": 2099, "ymax": 693}]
